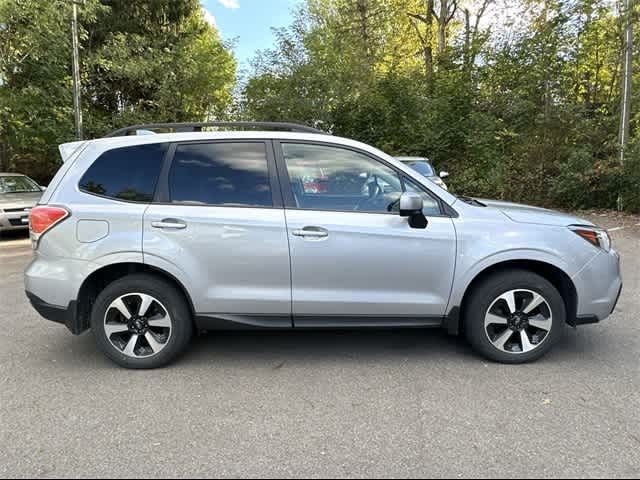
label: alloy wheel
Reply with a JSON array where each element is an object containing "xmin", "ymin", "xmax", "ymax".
[
  {"xmin": 484, "ymin": 289, "xmax": 553, "ymax": 354},
  {"xmin": 104, "ymin": 293, "xmax": 172, "ymax": 358}
]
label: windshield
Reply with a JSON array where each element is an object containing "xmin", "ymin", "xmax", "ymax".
[
  {"xmin": 406, "ymin": 161, "xmax": 435, "ymax": 177},
  {"xmin": 0, "ymin": 176, "xmax": 41, "ymax": 194}
]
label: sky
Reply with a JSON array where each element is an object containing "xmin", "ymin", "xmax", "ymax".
[{"xmin": 201, "ymin": 0, "xmax": 301, "ymax": 72}]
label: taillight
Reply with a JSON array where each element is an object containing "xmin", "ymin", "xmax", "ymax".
[{"xmin": 29, "ymin": 206, "xmax": 70, "ymax": 246}]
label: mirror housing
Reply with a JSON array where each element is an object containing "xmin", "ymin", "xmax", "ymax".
[
  {"xmin": 439, "ymin": 171, "xmax": 450, "ymax": 179},
  {"xmin": 399, "ymin": 192, "xmax": 428, "ymax": 229},
  {"xmin": 399, "ymin": 192, "xmax": 423, "ymax": 216}
]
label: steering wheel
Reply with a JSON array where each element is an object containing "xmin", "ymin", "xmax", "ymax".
[
  {"xmin": 387, "ymin": 196, "xmax": 401, "ymax": 212},
  {"xmin": 354, "ymin": 180, "xmax": 383, "ymax": 211}
]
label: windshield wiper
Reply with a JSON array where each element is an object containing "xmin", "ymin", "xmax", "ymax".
[{"xmin": 457, "ymin": 195, "xmax": 486, "ymax": 207}]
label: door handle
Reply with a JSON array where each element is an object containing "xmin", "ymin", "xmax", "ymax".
[
  {"xmin": 292, "ymin": 227, "xmax": 329, "ymax": 239},
  {"xmin": 151, "ymin": 219, "xmax": 187, "ymax": 230}
]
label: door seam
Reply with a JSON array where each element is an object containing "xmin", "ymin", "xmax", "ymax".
[
  {"xmin": 141, "ymin": 204, "xmax": 151, "ymax": 264},
  {"xmin": 283, "ymin": 207, "xmax": 295, "ymax": 328}
]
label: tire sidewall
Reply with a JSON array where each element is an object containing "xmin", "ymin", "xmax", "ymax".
[{"xmin": 91, "ymin": 274, "xmax": 193, "ymax": 369}]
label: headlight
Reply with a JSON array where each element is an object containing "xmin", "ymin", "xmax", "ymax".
[{"xmin": 570, "ymin": 226, "xmax": 611, "ymax": 252}]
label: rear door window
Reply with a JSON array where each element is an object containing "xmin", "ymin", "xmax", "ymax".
[
  {"xmin": 168, "ymin": 142, "xmax": 273, "ymax": 207},
  {"xmin": 79, "ymin": 143, "xmax": 168, "ymax": 202}
]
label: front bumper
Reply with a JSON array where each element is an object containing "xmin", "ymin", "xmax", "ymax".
[
  {"xmin": 0, "ymin": 209, "xmax": 31, "ymax": 231},
  {"xmin": 571, "ymin": 248, "xmax": 622, "ymax": 324},
  {"xmin": 26, "ymin": 291, "xmax": 83, "ymax": 334}
]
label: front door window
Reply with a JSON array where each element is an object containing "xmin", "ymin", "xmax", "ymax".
[{"xmin": 282, "ymin": 143, "xmax": 404, "ymax": 213}]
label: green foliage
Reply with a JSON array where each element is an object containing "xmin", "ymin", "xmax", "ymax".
[
  {"xmin": 620, "ymin": 138, "xmax": 640, "ymax": 211},
  {"xmin": 0, "ymin": 0, "xmax": 235, "ymax": 181},
  {"xmin": 0, "ymin": 0, "xmax": 78, "ymax": 180},
  {"xmin": 241, "ymin": 0, "xmax": 640, "ymax": 212}
]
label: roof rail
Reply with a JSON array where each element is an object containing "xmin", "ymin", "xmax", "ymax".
[{"xmin": 103, "ymin": 121, "xmax": 325, "ymax": 138}]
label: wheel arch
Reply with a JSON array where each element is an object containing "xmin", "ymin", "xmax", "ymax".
[
  {"xmin": 446, "ymin": 259, "xmax": 578, "ymax": 335},
  {"xmin": 75, "ymin": 262, "xmax": 196, "ymax": 333}
]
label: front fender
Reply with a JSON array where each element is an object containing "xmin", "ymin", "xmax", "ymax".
[{"xmin": 446, "ymin": 248, "xmax": 575, "ymax": 314}]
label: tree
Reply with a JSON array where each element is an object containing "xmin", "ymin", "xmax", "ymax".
[
  {"xmin": 435, "ymin": 0, "xmax": 458, "ymax": 57},
  {"xmin": 83, "ymin": 0, "xmax": 236, "ymax": 134},
  {"xmin": 462, "ymin": 0, "xmax": 492, "ymax": 74},
  {"xmin": 408, "ymin": 0, "xmax": 436, "ymax": 87},
  {"xmin": 0, "ymin": 0, "xmax": 84, "ymax": 179},
  {"xmin": 242, "ymin": 0, "xmax": 638, "ymax": 212},
  {"xmin": 619, "ymin": 0, "xmax": 634, "ymax": 164},
  {"xmin": 0, "ymin": 0, "xmax": 236, "ymax": 181}
]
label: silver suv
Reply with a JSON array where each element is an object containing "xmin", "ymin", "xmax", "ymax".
[{"xmin": 25, "ymin": 122, "xmax": 622, "ymax": 369}]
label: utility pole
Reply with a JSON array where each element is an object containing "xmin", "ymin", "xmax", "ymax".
[
  {"xmin": 618, "ymin": 0, "xmax": 634, "ymax": 211},
  {"xmin": 71, "ymin": 0, "xmax": 84, "ymax": 140}
]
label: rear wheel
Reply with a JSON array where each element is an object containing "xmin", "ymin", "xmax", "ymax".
[
  {"xmin": 464, "ymin": 270, "xmax": 566, "ymax": 364},
  {"xmin": 91, "ymin": 274, "xmax": 193, "ymax": 369}
]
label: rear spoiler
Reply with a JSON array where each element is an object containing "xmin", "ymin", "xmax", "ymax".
[{"xmin": 58, "ymin": 141, "xmax": 88, "ymax": 163}]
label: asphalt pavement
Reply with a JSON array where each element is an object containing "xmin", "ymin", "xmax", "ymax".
[{"xmin": 0, "ymin": 215, "xmax": 638, "ymax": 478}]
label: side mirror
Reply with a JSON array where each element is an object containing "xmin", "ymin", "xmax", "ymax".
[
  {"xmin": 399, "ymin": 192, "xmax": 428, "ymax": 229},
  {"xmin": 439, "ymin": 171, "xmax": 450, "ymax": 179}
]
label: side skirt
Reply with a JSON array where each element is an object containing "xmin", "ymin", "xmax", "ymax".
[
  {"xmin": 195, "ymin": 314, "xmax": 292, "ymax": 330},
  {"xmin": 195, "ymin": 314, "xmax": 444, "ymax": 330},
  {"xmin": 294, "ymin": 315, "xmax": 444, "ymax": 329}
]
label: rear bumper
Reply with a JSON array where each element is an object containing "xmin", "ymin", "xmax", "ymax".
[
  {"xmin": 26, "ymin": 291, "xmax": 84, "ymax": 335},
  {"xmin": 24, "ymin": 253, "xmax": 88, "ymax": 311}
]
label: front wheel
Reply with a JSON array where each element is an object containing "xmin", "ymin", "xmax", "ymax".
[
  {"xmin": 91, "ymin": 274, "xmax": 193, "ymax": 369},
  {"xmin": 464, "ymin": 270, "xmax": 566, "ymax": 364}
]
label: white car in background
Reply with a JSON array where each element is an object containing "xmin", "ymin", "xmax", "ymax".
[
  {"xmin": 0, "ymin": 173, "xmax": 44, "ymax": 233},
  {"xmin": 395, "ymin": 156, "xmax": 450, "ymax": 190}
]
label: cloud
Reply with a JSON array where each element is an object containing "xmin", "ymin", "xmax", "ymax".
[
  {"xmin": 201, "ymin": 6, "xmax": 217, "ymax": 27},
  {"xmin": 218, "ymin": 0, "xmax": 240, "ymax": 9}
]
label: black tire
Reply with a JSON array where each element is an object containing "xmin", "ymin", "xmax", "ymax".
[
  {"xmin": 464, "ymin": 269, "xmax": 566, "ymax": 364},
  {"xmin": 91, "ymin": 274, "xmax": 193, "ymax": 369}
]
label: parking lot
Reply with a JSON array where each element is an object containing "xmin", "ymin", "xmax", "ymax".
[{"xmin": 0, "ymin": 213, "xmax": 638, "ymax": 478}]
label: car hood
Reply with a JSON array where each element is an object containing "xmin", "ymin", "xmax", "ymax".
[
  {"xmin": 479, "ymin": 199, "xmax": 595, "ymax": 227},
  {"xmin": 0, "ymin": 191, "xmax": 41, "ymax": 209}
]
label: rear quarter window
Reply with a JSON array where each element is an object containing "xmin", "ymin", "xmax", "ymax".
[{"xmin": 79, "ymin": 143, "xmax": 168, "ymax": 202}]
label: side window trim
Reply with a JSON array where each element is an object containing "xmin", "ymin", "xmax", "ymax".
[
  {"xmin": 155, "ymin": 139, "xmax": 283, "ymax": 209},
  {"xmin": 273, "ymin": 140, "xmax": 298, "ymax": 209},
  {"xmin": 274, "ymin": 140, "xmax": 450, "ymax": 217},
  {"xmin": 154, "ymin": 143, "xmax": 177, "ymax": 204}
]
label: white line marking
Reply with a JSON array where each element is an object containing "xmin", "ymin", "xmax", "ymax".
[
  {"xmin": 0, "ymin": 239, "xmax": 31, "ymax": 247},
  {"xmin": 0, "ymin": 251, "xmax": 32, "ymax": 259},
  {"xmin": 608, "ymin": 227, "xmax": 625, "ymax": 232}
]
